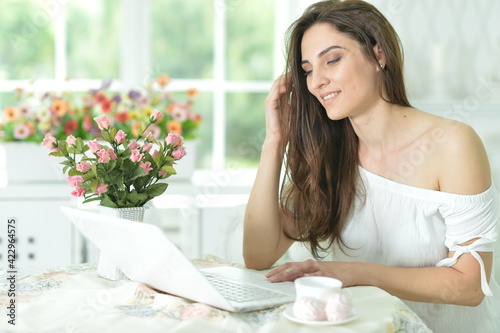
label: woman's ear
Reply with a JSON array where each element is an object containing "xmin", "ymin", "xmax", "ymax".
[{"xmin": 373, "ymin": 43, "xmax": 386, "ymax": 71}]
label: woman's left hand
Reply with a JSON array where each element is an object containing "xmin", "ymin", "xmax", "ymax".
[{"xmin": 264, "ymin": 259, "xmax": 360, "ymax": 287}]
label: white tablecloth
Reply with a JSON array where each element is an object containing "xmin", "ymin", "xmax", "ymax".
[{"xmin": 0, "ymin": 257, "xmax": 431, "ymax": 333}]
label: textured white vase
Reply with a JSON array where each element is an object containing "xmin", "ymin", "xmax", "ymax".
[{"xmin": 97, "ymin": 205, "xmax": 148, "ymax": 280}]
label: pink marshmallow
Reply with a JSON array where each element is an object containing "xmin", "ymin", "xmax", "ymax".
[
  {"xmin": 325, "ymin": 292, "xmax": 353, "ymax": 321},
  {"xmin": 293, "ymin": 296, "xmax": 326, "ymax": 321}
]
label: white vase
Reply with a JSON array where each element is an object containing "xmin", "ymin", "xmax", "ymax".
[
  {"xmin": 1, "ymin": 142, "xmax": 66, "ymax": 184},
  {"xmin": 97, "ymin": 205, "xmax": 148, "ymax": 280}
]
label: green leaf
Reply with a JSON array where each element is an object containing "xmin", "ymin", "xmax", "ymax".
[
  {"xmin": 101, "ymin": 130, "xmax": 112, "ymax": 142},
  {"xmin": 76, "ymin": 137, "xmax": 86, "ymax": 153},
  {"xmin": 90, "ymin": 178, "xmax": 98, "ymax": 192},
  {"xmin": 145, "ymin": 183, "xmax": 168, "ymax": 198},
  {"xmin": 100, "ymin": 195, "xmax": 118, "ymax": 208},
  {"xmin": 160, "ymin": 165, "xmax": 177, "ymax": 175},
  {"xmin": 109, "ymin": 128, "xmax": 117, "ymax": 141},
  {"xmin": 49, "ymin": 151, "xmax": 65, "ymax": 157},
  {"xmin": 82, "ymin": 196, "xmax": 102, "ymax": 204},
  {"xmin": 68, "ymin": 168, "xmax": 82, "ymax": 176},
  {"xmin": 58, "ymin": 140, "xmax": 68, "ymax": 155},
  {"xmin": 129, "ymin": 167, "xmax": 145, "ymax": 181},
  {"xmin": 83, "ymin": 172, "xmax": 95, "ymax": 181}
]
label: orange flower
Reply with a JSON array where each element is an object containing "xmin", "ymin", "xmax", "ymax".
[
  {"xmin": 156, "ymin": 74, "xmax": 170, "ymax": 88},
  {"xmin": 51, "ymin": 99, "xmax": 69, "ymax": 117},
  {"xmin": 186, "ymin": 88, "xmax": 200, "ymax": 99},
  {"xmin": 4, "ymin": 106, "xmax": 18, "ymax": 122},
  {"xmin": 167, "ymin": 121, "xmax": 182, "ymax": 134},
  {"xmin": 26, "ymin": 121, "xmax": 36, "ymax": 135},
  {"xmin": 166, "ymin": 104, "xmax": 176, "ymax": 113},
  {"xmin": 131, "ymin": 122, "xmax": 138, "ymax": 137}
]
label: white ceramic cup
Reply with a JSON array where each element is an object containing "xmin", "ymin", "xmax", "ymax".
[{"xmin": 294, "ymin": 276, "xmax": 343, "ymax": 303}]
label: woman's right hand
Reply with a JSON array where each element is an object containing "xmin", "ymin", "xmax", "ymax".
[{"xmin": 263, "ymin": 73, "xmax": 290, "ymax": 144}]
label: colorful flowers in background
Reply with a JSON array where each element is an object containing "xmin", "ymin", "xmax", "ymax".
[
  {"xmin": 0, "ymin": 87, "xmax": 99, "ymax": 143},
  {"xmin": 90, "ymin": 75, "xmax": 202, "ymax": 141},
  {"xmin": 42, "ymin": 112, "xmax": 187, "ymax": 208},
  {"xmin": 0, "ymin": 75, "xmax": 202, "ymax": 143}
]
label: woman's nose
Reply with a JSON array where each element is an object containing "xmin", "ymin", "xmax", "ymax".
[{"xmin": 310, "ymin": 71, "xmax": 329, "ymax": 89}]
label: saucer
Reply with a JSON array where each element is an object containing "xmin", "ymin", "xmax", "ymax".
[{"xmin": 283, "ymin": 306, "xmax": 358, "ymax": 326}]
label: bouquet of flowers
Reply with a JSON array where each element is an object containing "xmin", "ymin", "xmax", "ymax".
[
  {"xmin": 88, "ymin": 75, "xmax": 202, "ymax": 141},
  {"xmin": 42, "ymin": 110, "xmax": 186, "ymax": 208}
]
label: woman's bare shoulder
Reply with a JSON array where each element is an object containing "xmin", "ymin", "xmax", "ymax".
[{"xmin": 424, "ymin": 113, "xmax": 492, "ymax": 195}]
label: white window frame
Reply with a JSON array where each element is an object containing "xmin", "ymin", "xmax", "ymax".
[{"xmin": 0, "ymin": 0, "xmax": 309, "ymax": 175}]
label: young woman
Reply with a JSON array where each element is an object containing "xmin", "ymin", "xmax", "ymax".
[{"xmin": 243, "ymin": 1, "xmax": 499, "ymax": 332}]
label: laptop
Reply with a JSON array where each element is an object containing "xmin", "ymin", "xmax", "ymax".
[{"xmin": 60, "ymin": 206, "xmax": 295, "ymax": 312}]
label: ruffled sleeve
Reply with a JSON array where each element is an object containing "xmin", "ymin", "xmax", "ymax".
[{"xmin": 436, "ymin": 185, "xmax": 499, "ymax": 296}]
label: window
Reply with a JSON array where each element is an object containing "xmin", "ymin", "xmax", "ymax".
[{"xmin": 0, "ymin": 0, "xmax": 305, "ymax": 174}]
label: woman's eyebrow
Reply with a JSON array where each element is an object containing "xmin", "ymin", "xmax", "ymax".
[{"xmin": 301, "ymin": 45, "xmax": 345, "ymax": 64}]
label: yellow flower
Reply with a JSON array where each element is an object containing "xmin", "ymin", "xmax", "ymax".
[
  {"xmin": 142, "ymin": 107, "xmax": 154, "ymax": 118},
  {"xmin": 129, "ymin": 111, "xmax": 140, "ymax": 120},
  {"xmin": 38, "ymin": 117, "xmax": 52, "ymax": 132}
]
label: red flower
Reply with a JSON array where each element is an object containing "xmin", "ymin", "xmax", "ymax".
[
  {"xmin": 64, "ymin": 119, "xmax": 78, "ymax": 134},
  {"xmin": 101, "ymin": 99, "xmax": 112, "ymax": 113},
  {"xmin": 115, "ymin": 111, "xmax": 130, "ymax": 123},
  {"xmin": 94, "ymin": 92, "xmax": 107, "ymax": 104},
  {"xmin": 83, "ymin": 115, "xmax": 93, "ymax": 131}
]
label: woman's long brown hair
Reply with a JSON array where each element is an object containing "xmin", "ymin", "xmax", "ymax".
[{"xmin": 279, "ymin": 0, "xmax": 412, "ymax": 258}]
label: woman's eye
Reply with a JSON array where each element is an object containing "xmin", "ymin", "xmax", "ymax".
[
  {"xmin": 327, "ymin": 57, "xmax": 341, "ymax": 65},
  {"xmin": 303, "ymin": 70, "xmax": 312, "ymax": 77}
]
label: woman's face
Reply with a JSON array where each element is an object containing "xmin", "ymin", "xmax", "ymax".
[{"xmin": 300, "ymin": 23, "xmax": 382, "ymax": 120}]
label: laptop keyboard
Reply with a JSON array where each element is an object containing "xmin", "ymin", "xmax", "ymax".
[{"xmin": 202, "ymin": 272, "xmax": 288, "ymax": 303}]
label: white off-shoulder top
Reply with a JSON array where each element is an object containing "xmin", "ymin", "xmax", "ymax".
[{"xmin": 331, "ymin": 166, "xmax": 500, "ymax": 333}]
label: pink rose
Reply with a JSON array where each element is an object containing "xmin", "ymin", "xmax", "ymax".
[
  {"xmin": 180, "ymin": 303, "xmax": 211, "ymax": 321},
  {"xmin": 115, "ymin": 130, "xmax": 127, "ymax": 144},
  {"xmin": 165, "ymin": 132, "xmax": 184, "ymax": 147},
  {"xmin": 66, "ymin": 135, "xmax": 77, "ymax": 146},
  {"xmin": 127, "ymin": 140, "xmax": 140, "ymax": 150},
  {"xmin": 151, "ymin": 150, "xmax": 159, "ymax": 159},
  {"xmin": 97, "ymin": 149, "xmax": 111, "ymax": 163},
  {"xmin": 42, "ymin": 133, "xmax": 57, "ymax": 148},
  {"xmin": 76, "ymin": 162, "xmax": 91, "ymax": 173},
  {"xmin": 172, "ymin": 147, "xmax": 186, "ymax": 160},
  {"xmin": 71, "ymin": 187, "xmax": 86, "ymax": 197},
  {"xmin": 67, "ymin": 175, "xmax": 84, "ymax": 187},
  {"xmin": 142, "ymin": 142, "xmax": 153, "ymax": 154},
  {"xmin": 94, "ymin": 115, "xmax": 110, "ymax": 130},
  {"xmin": 151, "ymin": 109, "xmax": 163, "ymax": 122},
  {"xmin": 95, "ymin": 183, "xmax": 108, "ymax": 194},
  {"xmin": 158, "ymin": 170, "xmax": 168, "ymax": 178},
  {"xmin": 145, "ymin": 125, "xmax": 161, "ymax": 140},
  {"xmin": 139, "ymin": 161, "xmax": 153, "ymax": 175},
  {"xmin": 88, "ymin": 140, "xmax": 101, "ymax": 153},
  {"xmin": 108, "ymin": 149, "xmax": 117, "ymax": 160},
  {"xmin": 130, "ymin": 149, "xmax": 144, "ymax": 162}
]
